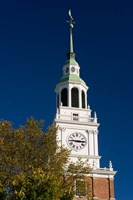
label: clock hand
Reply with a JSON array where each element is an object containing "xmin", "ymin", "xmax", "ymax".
[
  {"xmin": 69, "ymin": 139, "xmax": 75, "ymax": 142},
  {"xmin": 69, "ymin": 140, "xmax": 85, "ymax": 143}
]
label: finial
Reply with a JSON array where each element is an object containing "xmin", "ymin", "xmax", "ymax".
[
  {"xmin": 94, "ymin": 112, "xmax": 97, "ymax": 118},
  {"xmin": 88, "ymin": 105, "xmax": 90, "ymax": 109},
  {"xmin": 92, "ymin": 160, "xmax": 97, "ymax": 170},
  {"xmin": 109, "ymin": 161, "xmax": 113, "ymax": 171},
  {"xmin": 94, "ymin": 112, "xmax": 97, "ymax": 123},
  {"xmin": 67, "ymin": 10, "xmax": 75, "ymax": 59}
]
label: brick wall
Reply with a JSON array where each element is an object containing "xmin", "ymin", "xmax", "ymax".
[
  {"xmin": 73, "ymin": 177, "xmax": 115, "ymax": 200},
  {"xmin": 91, "ymin": 177, "xmax": 115, "ymax": 200}
]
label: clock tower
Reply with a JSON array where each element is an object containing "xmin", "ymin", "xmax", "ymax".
[{"xmin": 54, "ymin": 11, "xmax": 116, "ymax": 200}]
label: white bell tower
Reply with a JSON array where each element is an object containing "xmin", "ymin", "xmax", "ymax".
[
  {"xmin": 54, "ymin": 11, "xmax": 117, "ymax": 199},
  {"xmin": 54, "ymin": 10, "xmax": 100, "ymax": 169}
]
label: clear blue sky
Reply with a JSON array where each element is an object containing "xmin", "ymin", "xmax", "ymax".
[{"xmin": 0, "ymin": 0, "xmax": 133, "ymax": 199}]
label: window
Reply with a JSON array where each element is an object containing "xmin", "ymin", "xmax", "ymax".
[
  {"xmin": 76, "ymin": 180, "xmax": 86, "ymax": 197},
  {"xmin": 73, "ymin": 113, "xmax": 79, "ymax": 121},
  {"xmin": 71, "ymin": 87, "xmax": 79, "ymax": 108},
  {"xmin": 82, "ymin": 91, "xmax": 85, "ymax": 108},
  {"xmin": 61, "ymin": 88, "xmax": 68, "ymax": 106}
]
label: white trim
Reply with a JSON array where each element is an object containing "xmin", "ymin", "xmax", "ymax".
[{"xmin": 55, "ymin": 118, "xmax": 100, "ymax": 127}]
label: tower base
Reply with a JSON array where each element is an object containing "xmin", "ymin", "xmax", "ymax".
[{"xmin": 73, "ymin": 168, "xmax": 116, "ymax": 200}]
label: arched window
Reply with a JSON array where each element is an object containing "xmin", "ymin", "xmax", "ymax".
[
  {"xmin": 82, "ymin": 91, "xmax": 85, "ymax": 108},
  {"xmin": 57, "ymin": 94, "xmax": 59, "ymax": 108},
  {"xmin": 61, "ymin": 88, "xmax": 68, "ymax": 106},
  {"xmin": 71, "ymin": 87, "xmax": 79, "ymax": 108}
]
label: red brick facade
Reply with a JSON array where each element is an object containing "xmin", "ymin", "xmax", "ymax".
[
  {"xmin": 91, "ymin": 177, "xmax": 115, "ymax": 199},
  {"xmin": 74, "ymin": 176, "xmax": 115, "ymax": 200}
]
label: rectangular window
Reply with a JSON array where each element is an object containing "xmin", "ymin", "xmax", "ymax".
[
  {"xmin": 73, "ymin": 113, "xmax": 79, "ymax": 121},
  {"xmin": 76, "ymin": 180, "xmax": 86, "ymax": 197}
]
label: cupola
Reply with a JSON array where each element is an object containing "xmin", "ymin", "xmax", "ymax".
[{"xmin": 55, "ymin": 10, "xmax": 88, "ymax": 110}]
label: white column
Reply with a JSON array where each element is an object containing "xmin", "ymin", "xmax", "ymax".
[
  {"xmin": 87, "ymin": 131, "xmax": 90, "ymax": 155},
  {"xmin": 94, "ymin": 131, "xmax": 98, "ymax": 156},
  {"xmin": 89, "ymin": 131, "xmax": 94, "ymax": 155},
  {"xmin": 85, "ymin": 93, "xmax": 87, "ymax": 109}
]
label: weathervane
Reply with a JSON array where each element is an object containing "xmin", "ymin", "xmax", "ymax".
[
  {"xmin": 67, "ymin": 10, "xmax": 75, "ymax": 29},
  {"xmin": 67, "ymin": 10, "xmax": 75, "ymax": 55}
]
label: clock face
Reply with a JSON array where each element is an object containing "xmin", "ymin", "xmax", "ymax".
[
  {"xmin": 71, "ymin": 67, "xmax": 75, "ymax": 72},
  {"xmin": 67, "ymin": 132, "xmax": 87, "ymax": 151}
]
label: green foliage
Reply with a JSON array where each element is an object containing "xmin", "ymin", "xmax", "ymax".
[
  {"xmin": 0, "ymin": 118, "xmax": 91, "ymax": 199},
  {"xmin": 12, "ymin": 169, "xmax": 63, "ymax": 200},
  {"xmin": 60, "ymin": 191, "xmax": 74, "ymax": 200}
]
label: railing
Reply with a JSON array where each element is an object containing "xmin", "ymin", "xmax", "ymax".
[{"xmin": 56, "ymin": 114, "xmax": 94, "ymax": 123}]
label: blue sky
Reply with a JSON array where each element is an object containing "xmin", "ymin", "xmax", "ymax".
[{"xmin": 0, "ymin": 0, "xmax": 133, "ymax": 199}]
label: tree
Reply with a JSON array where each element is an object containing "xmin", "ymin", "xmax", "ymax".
[{"xmin": 0, "ymin": 118, "xmax": 91, "ymax": 199}]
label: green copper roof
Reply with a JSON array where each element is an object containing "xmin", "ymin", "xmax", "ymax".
[
  {"xmin": 58, "ymin": 74, "xmax": 86, "ymax": 85},
  {"xmin": 64, "ymin": 57, "xmax": 78, "ymax": 65}
]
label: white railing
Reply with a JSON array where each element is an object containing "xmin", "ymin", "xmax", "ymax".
[{"xmin": 56, "ymin": 114, "xmax": 94, "ymax": 123}]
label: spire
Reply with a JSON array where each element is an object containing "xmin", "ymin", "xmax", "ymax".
[{"xmin": 67, "ymin": 10, "xmax": 75, "ymax": 60}]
